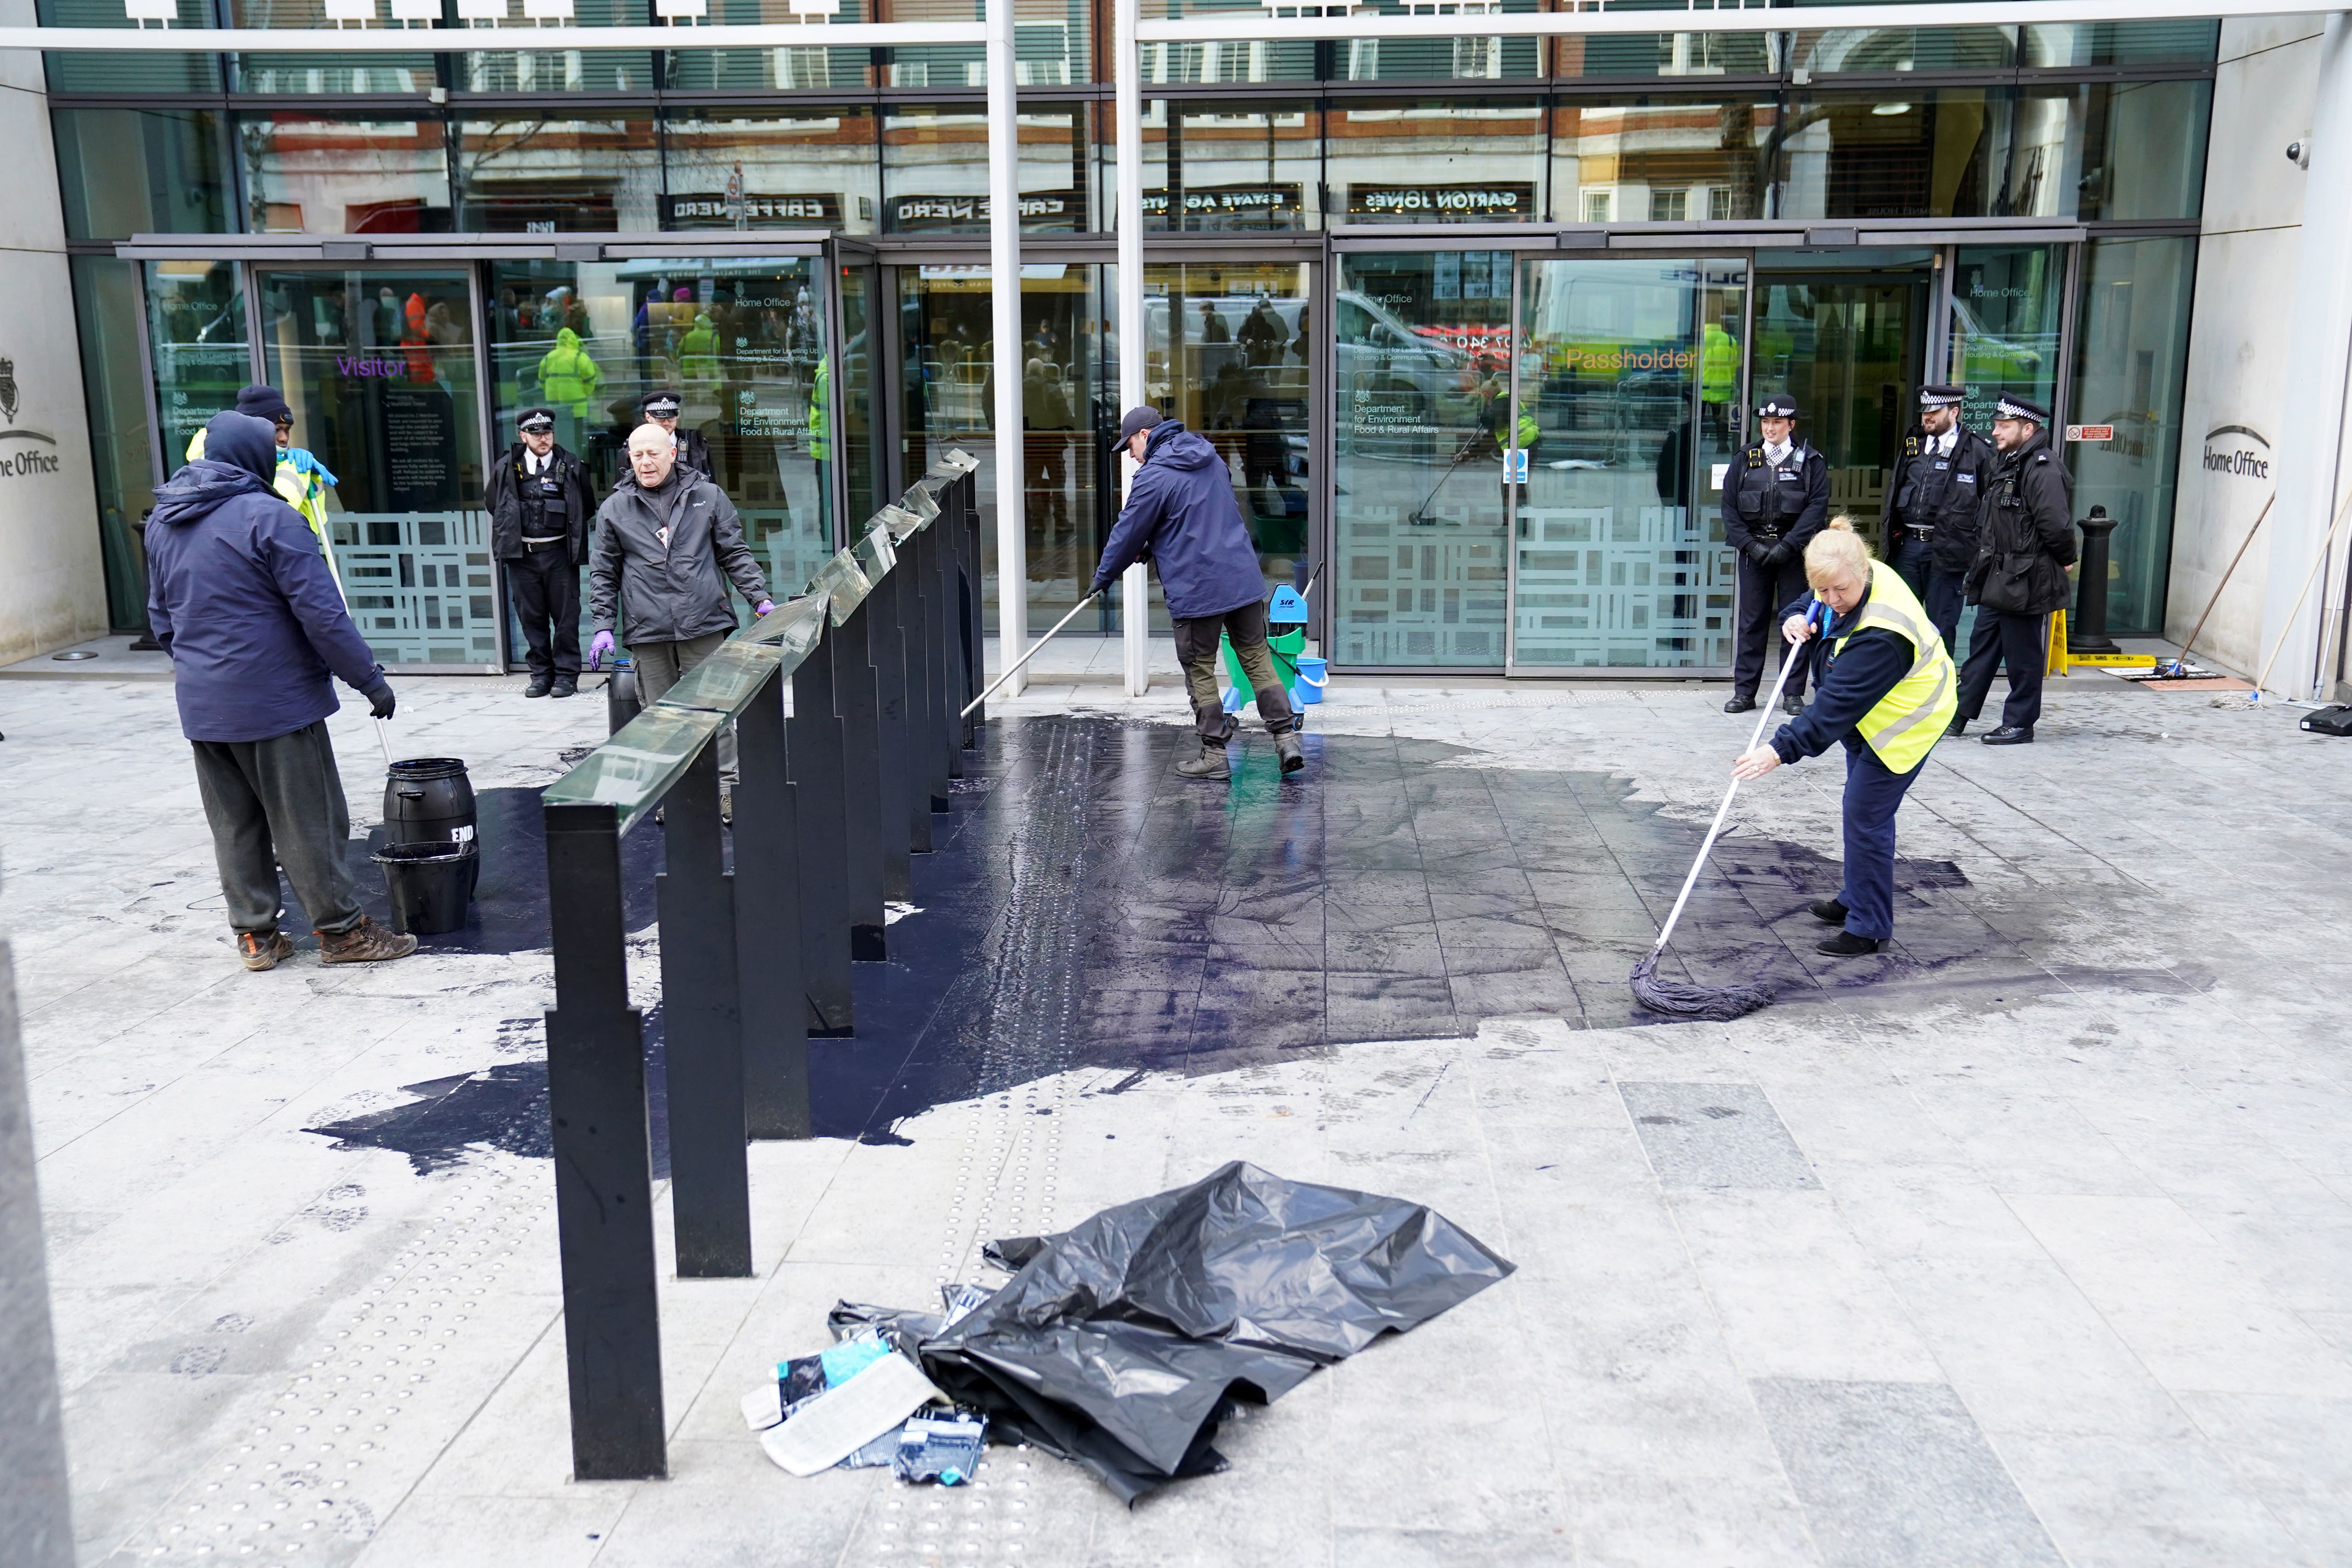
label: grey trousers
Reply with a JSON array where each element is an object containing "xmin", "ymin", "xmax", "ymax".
[
  {"xmin": 190, "ymin": 719, "xmax": 362, "ymax": 937},
  {"xmin": 630, "ymin": 630, "xmax": 735, "ymax": 783}
]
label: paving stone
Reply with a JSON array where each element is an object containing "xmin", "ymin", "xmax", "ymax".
[{"xmin": 1618, "ymin": 1081, "xmax": 1822, "ymax": 1191}]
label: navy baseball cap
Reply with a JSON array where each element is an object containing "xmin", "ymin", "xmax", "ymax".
[{"xmin": 1117, "ymin": 406, "xmax": 1164, "ymax": 444}]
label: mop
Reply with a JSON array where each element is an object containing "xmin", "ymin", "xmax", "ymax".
[
  {"xmin": 962, "ymin": 590, "xmax": 1103, "ymax": 718},
  {"xmin": 1628, "ymin": 602, "xmax": 1824, "ymax": 1021}
]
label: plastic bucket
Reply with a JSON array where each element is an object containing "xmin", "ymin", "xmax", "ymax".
[
  {"xmin": 373, "ymin": 841, "xmax": 477, "ymax": 936},
  {"xmin": 1294, "ymin": 655, "xmax": 1327, "ymax": 705},
  {"xmin": 383, "ymin": 757, "xmax": 476, "ymax": 851}
]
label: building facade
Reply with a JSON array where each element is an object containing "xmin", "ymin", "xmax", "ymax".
[{"xmin": 14, "ymin": 1, "xmax": 2326, "ymax": 686}]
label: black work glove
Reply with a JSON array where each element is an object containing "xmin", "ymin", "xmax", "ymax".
[
  {"xmin": 1764, "ymin": 541, "xmax": 1795, "ymax": 568},
  {"xmin": 1743, "ymin": 540, "xmax": 1774, "ymax": 567},
  {"xmin": 364, "ymin": 680, "xmax": 396, "ymax": 721}
]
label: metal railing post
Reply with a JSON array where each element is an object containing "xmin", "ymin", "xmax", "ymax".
[
  {"xmin": 897, "ymin": 523, "xmax": 939, "ymax": 853},
  {"xmin": 544, "ymin": 799, "xmax": 665, "ymax": 1480},
  {"xmin": 956, "ymin": 476, "xmax": 986, "ymax": 746},
  {"xmin": 834, "ymin": 593, "xmax": 889, "ymax": 962},
  {"xmin": 656, "ymin": 740, "xmax": 752, "ymax": 1277},
  {"xmin": 922, "ymin": 510, "xmax": 962, "ymax": 801},
  {"xmin": 869, "ymin": 543, "xmax": 918, "ymax": 896},
  {"xmin": 733, "ymin": 665, "xmax": 810, "ymax": 1139},
  {"xmin": 789, "ymin": 618, "xmax": 856, "ymax": 1036}
]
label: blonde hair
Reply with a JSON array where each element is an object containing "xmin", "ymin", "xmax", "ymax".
[{"xmin": 1804, "ymin": 514, "xmax": 1873, "ymax": 589}]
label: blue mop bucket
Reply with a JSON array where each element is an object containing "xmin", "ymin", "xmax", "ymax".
[{"xmin": 1293, "ymin": 655, "xmax": 1327, "ymax": 706}]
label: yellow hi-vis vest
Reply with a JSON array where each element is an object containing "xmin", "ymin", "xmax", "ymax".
[{"xmin": 1824, "ymin": 560, "xmax": 1958, "ymax": 774}]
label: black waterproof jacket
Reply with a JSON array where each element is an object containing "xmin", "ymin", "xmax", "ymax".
[
  {"xmin": 589, "ymin": 466, "xmax": 769, "ymax": 644},
  {"xmin": 1722, "ymin": 440, "xmax": 1830, "ymax": 564},
  {"xmin": 1880, "ymin": 422, "xmax": 1998, "ymax": 572},
  {"xmin": 1965, "ymin": 430, "xmax": 2077, "ymax": 615},
  {"xmin": 485, "ymin": 442, "xmax": 596, "ymax": 562}
]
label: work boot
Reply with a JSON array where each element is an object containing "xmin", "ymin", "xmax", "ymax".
[
  {"xmin": 1809, "ymin": 898, "xmax": 1848, "ymax": 926},
  {"xmin": 318, "ymin": 915, "xmax": 418, "ymax": 964},
  {"xmin": 524, "ymin": 675, "xmax": 553, "ymax": 699},
  {"xmin": 1981, "ymin": 725, "xmax": 2034, "ymax": 746},
  {"xmin": 1274, "ymin": 732, "xmax": 1305, "ymax": 775},
  {"xmin": 1782, "ymin": 691, "xmax": 1806, "ymax": 715},
  {"xmin": 721, "ymin": 788, "xmax": 734, "ymax": 826},
  {"xmin": 237, "ymin": 930, "xmax": 295, "ymax": 972},
  {"xmin": 550, "ymin": 676, "xmax": 578, "ymax": 699},
  {"xmin": 1947, "ymin": 716, "xmax": 1968, "ymax": 737},
  {"xmin": 1174, "ymin": 742, "xmax": 1230, "ymax": 780},
  {"xmin": 1817, "ymin": 931, "xmax": 1883, "ymax": 956},
  {"xmin": 1723, "ymin": 694, "xmax": 1756, "ymax": 714}
]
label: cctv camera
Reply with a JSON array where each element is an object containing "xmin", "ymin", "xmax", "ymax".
[{"xmin": 2287, "ymin": 140, "xmax": 2309, "ymax": 168}]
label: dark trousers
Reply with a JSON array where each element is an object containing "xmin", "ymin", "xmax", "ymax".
[
  {"xmin": 1956, "ymin": 609, "xmax": 2047, "ymax": 731},
  {"xmin": 505, "ymin": 547, "xmax": 580, "ymax": 680},
  {"xmin": 632, "ymin": 630, "xmax": 736, "ymax": 782},
  {"xmin": 1889, "ymin": 537, "xmax": 1967, "ymax": 661},
  {"xmin": 1733, "ymin": 551, "xmax": 1812, "ymax": 700},
  {"xmin": 1839, "ymin": 741, "xmax": 1925, "ymax": 941},
  {"xmin": 1172, "ymin": 599, "xmax": 1298, "ymax": 744},
  {"xmin": 189, "ymin": 719, "xmax": 361, "ymax": 937}
]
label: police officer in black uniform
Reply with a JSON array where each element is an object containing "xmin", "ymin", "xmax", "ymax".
[
  {"xmin": 640, "ymin": 390, "xmax": 712, "ymax": 478},
  {"xmin": 1881, "ymin": 382, "xmax": 1996, "ymax": 660},
  {"xmin": 1954, "ymin": 393, "xmax": 2077, "ymax": 745},
  {"xmin": 1723, "ymin": 393, "xmax": 1830, "ymax": 714},
  {"xmin": 487, "ymin": 406, "xmax": 596, "ymax": 698}
]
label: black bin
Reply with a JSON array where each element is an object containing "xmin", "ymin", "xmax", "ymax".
[
  {"xmin": 384, "ymin": 757, "xmax": 477, "ymax": 849},
  {"xmin": 607, "ymin": 663, "xmax": 641, "ymax": 734},
  {"xmin": 373, "ymin": 841, "xmax": 478, "ymax": 936}
]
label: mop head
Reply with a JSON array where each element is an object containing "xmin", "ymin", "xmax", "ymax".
[{"xmin": 1628, "ymin": 951, "xmax": 1774, "ymax": 1022}]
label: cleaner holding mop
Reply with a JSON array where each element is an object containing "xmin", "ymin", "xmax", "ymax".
[
  {"xmin": 1732, "ymin": 517, "xmax": 1958, "ymax": 956},
  {"xmin": 1090, "ymin": 407, "xmax": 1304, "ymax": 781}
]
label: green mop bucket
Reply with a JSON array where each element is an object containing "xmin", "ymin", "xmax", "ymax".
[{"xmin": 1221, "ymin": 583, "xmax": 1310, "ymax": 712}]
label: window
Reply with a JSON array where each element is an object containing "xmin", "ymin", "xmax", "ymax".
[
  {"xmin": 1649, "ymin": 188, "xmax": 1688, "ymax": 222},
  {"xmin": 1584, "ymin": 191, "xmax": 1612, "ymax": 224},
  {"xmin": 239, "ymin": 116, "xmax": 453, "ymax": 235},
  {"xmin": 52, "ymin": 109, "xmax": 234, "ymax": 242},
  {"xmin": 662, "ymin": 109, "xmax": 881, "ymax": 234}
]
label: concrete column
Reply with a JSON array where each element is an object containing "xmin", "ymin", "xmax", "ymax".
[
  {"xmin": 987, "ymin": 0, "xmax": 1028, "ymax": 696},
  {"xmin": 2267, "ymin": 11, "xmax": 2352, "ymax": 696},
  {"xmin": 1116, "ymin": 0, "xmax": 1150, "ymax": 697},
  {"xmin": 0, "ymin": 924, "xmax": 73, "ymax": 1567}
]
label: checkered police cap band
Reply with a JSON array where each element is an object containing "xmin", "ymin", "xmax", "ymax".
[
  {"xmin": 1996, "ymin": 394, "xmax": 2049, "ymax": 423},
  {"xmin": 641, "ymin": 393, "xmax": 682, "ymax": 415},
  {"xmin": 1919, "ymin": 384, "xmax": 1965, "ymax": 408}
]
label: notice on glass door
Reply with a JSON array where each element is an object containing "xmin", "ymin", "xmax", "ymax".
[{"xmin": 381, "ymin": 387, "xmax": 458, "ymax": 510}]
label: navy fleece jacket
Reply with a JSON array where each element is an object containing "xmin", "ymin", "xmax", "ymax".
[{"xmin": 1090, "ymin": 421, "xmax": 1266, "ymax": 620}]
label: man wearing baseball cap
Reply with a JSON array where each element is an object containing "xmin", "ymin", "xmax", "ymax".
[
  {"xmin": 1090, "ymin": 405, "xmax": 1303, "ymax": 780},
  {"xmin": 639, "ymin": 390, "xmax": 712, "ymax": 479},
  {"xmin": 487, "ymin": 406, "xmax": 597, "ymax": 698},
  {"xmin": 1881, "ymin": 383, "xmax": 1996, "ymax": 660},
  {"xmin": 1722, "ymin": 393, "xmax": 1829, "ymax": 714},
  {"xmin": 1955, "ymin": 392, "xmax": 2076, "ymax": 744}
]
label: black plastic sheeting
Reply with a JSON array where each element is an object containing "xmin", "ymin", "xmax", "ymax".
[{"xmin": 832, "ymin": 1161, "xmax": 1514, "ymax": 1504}]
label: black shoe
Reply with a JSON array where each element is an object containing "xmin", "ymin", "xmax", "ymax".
[
  {"xmin": 1981, "ymin": 725, "xmax": 2035, "ymax": 746},
  {"xmin": 524, "ymin": 675, "xmax": 553, "ymax": 699},
  {"xmin": 1723, "ymin": 695, "xmax": 1756, "ymax": 714},
  {"xmin": 1947, "ymin": 716, "xmax": 1968, "ymax": 737},
  {"xmin": 550, "ymin": 677, "xmax": 578, "ymax": 699},
  {"xmin": 1781, "ymin": 693, "xmax": 1806, "ymax": 716},
  {"xmin": 1817, "ymin": 931, "xmax": 1883, "ymax": 956},
  {"xmin": 1809, "ymin": 898, "xmax": 1849, "ymax": 925}
]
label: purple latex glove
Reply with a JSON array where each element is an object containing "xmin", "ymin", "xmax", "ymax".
[
  {"xmin": 588, "ymin": 629, "xmax": 616, "ymax": 669},
  {"xmin": 754, "ymin": 600, "xmax": 775, "ymax": 618}
]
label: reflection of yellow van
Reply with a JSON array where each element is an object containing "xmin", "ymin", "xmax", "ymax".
[{"xmin": 1949, "ymin": 296, "xmax": 2050, "ymax": 378}]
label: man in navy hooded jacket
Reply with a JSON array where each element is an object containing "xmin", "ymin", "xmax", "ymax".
[
  {"xmin": 145, "ymin": 411, "xmax": 418, "ymax": 972},
  {"xmin": 1091, "ymin": 407, "xmax": 1303, "ymax": 779}
]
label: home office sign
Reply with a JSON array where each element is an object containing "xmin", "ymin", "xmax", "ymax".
[{"xmin": 0, "ymin": 355, "xmax": 66, "ymax": 481}]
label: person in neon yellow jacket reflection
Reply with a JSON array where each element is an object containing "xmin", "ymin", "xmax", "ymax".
[{"xmin": 182, "ymin": 384, "xmax": 345, "ymax": 597}]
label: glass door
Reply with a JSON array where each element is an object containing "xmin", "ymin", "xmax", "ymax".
[
  {"xmin": 1751, "ymin": 258, "xmax": 1934, "ymax": 534},
  {"xmin": 257, "ymin": 266, "xmax": 498, "ymax": 672},
  {"xmin": 1508, "ymin": 257, "xmax": 1747, "ymax": 672}
]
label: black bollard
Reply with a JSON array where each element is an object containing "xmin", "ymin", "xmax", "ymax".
[{"xmin": 2069, "ymin": 505, "xmax": 2121, "ymax": 655}]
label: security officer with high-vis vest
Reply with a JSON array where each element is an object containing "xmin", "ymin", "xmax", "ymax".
[
  {"xmin": 1722, "ymin": 393, "xmax": 1830, "ymax": 714},
  {"xmin": 1880, "ymin": 382, "xmax": 1996, "ymax": 661},
  {"xmin": 1732, "ymin": 518, "xmax": 1958, "ymax": 956}
]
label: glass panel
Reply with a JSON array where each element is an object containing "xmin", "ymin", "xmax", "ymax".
[
  {"xmin": 1512, "ymin": 257, "xmax": 1744, "ymax": 671},
  {"xmin": 813, "ymin": 547, "xmax": 871, "ymax": 621},
  {"xmin": 662, "ymin": 0, "xmax": 874, "ymax": 92},
  {"xmin": 1752, "ymin": 262, "xmax": 1931, "ymax": 527},
  {"xmin": 234, "ymin": 53, "xmax": 439, "ymax": 94},
  {"xmin": 52, "ymin": 109, "xmax": 234, "ymax": 243},
  {"xmin": 1334, "ymin": 2, "xmax": 1540, "ymax": 83},
  {"xmin": 883, "ymin": 105, "xmax": 1088, "ymax": 235},
  {"xmin": 544, "ymin": 702, "xmax": 724, "ymax": 833},
  {"xmin": 1776, "ymin": 88, "xmax": 2080, "ymax": 220},
  {"xmin": 145, "ymin": 261, "xmax": 249, "ymax": 469},
  {"xmin": 897, "ymin": 262, "xmax": 1112, "ymax": 633},
  {"xmin": 739, "ymin": 589, "xmax": 826, "ymax": 659},
  {"xmin": 661, "ymin": 108, "xmax": 881, "ymax": 233},
  {"xmin": 454, "ymin": 0, "xmax": 654, "ymax": 93},
  {"xmin": 1134, "ymin": 101, "xmax": 1320, "ymax": 232},
  {"xmin": 238, "ymin": 116, "xmax": 454, "ymax": 235},
  {"xmin": 2070, "ymin": 236, "xmax": 2196, "ymax": 636},
  {"xmin": 838, "ymin": 263, "xmax": 880, "ymax": 520},
  {"xmin": 652, "ymin": 637, "xmax": 783, "ymax": 715},
  {"xmin": 259, "ymin": 267, "xmax": 494, "ymax": 670},
  {"xmin": 1549, "ymin": 25, "xmax": 1771, "ymax": 79},
  {"xmin": 884, "ymin": 0, "xmax": 1074, "ymax": 88},
  {"xmin": 1550, "ymin": 98, "xmax": 1778, "ymax": 227},
  {"xmin": 1134, "ymin": 30, "xmax": 1315, "ymax": 87},
  {"xmin": 2076, "ymin": 80, "xmax": 2210, "ymax": 222},
  {"xmin": 1948, "ymin": 245, "xmax": 2062, "ymax": 435},
  {"xmin": 1332, "ymin": 251, "xmax": 1512, "ymax": 670},
  {"xmin": 72, "ymin": 257, "xmax": 158, "ymax": 633},
  {"xmin": 38, "ymin": 0, "xmax": 222, "ymax": 91},
  {"xmin": 455, "ymin": 117, "xmax": 661, "ymax": 231},
  {"xmin": 1789, "ymin": 26, "xmax": 2015, "ymax": 76},
  {"xmin": 2022, "ymin": 19, "xmax": 2217, "ymax": 65},
  {"xmin": 1147, "ymin": 260, "xmax": 1311, "ymax": 602},
  {"xmin": 1326, "ymin": 100, "xmax": 1544, "ymax": 226}
]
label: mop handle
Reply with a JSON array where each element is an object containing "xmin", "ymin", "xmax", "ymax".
[
  {"xmin": 1648, "ymin": 602, "xmax": 1822, "ymax": 956},
  {"xmin": 961, "ymin": 590, "xmax": 1102, "ymax": 719},
  {"xmin": 374, "ymin": 717, "xmax": 396, "ymax": 770}
]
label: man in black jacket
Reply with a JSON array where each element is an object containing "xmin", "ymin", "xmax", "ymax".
[
  {"xmin": 1881, "ymin": 382, "xmax": 1995, "ymax": 660},
  {"xmin": 1722, "ymin": 394, "xmax": 1830, "ymax": 714},
  {"xmin": 641, "ymin": 390, "xmax": 712, "ymax": 478},
  {"xmin": 487, "ymin": 406, "xmax": 597, "ymax": 698},
  {"xmin": 1955, "ymin": 394, "xmax": 2077, "ymax": 745}
]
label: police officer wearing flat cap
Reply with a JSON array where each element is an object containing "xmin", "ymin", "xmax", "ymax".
[
  {"xmin": 1723, "ymin": 393, "xmax": 1830, "ymax": 714},
  {"xmin": 1954, "ymin": 393, "xmax": 2077, "ymax": 744},
  {"xmin": 640, "ymin": 391, "xmax": 711, "ymax": 479},
  {"xmin": 487, "ymin": 406, "xmax": 596, "ymax": 697},
  {"xmin": 1882, "ymin": 383, "xmax": 1994, "ymax": 661}
]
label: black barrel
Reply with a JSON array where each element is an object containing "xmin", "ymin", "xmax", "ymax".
[
  {"xmin": 383, "ymin": 757, "xmax": 477, "ymax": 851},
  {"xmin": 607, "ymin": 664, "xmax": 642, "ymax": 734}
]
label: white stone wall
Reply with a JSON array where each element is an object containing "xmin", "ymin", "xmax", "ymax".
[{"xmin": 0, "ymin": 0, "xmax": 108, "ymax": 666}]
